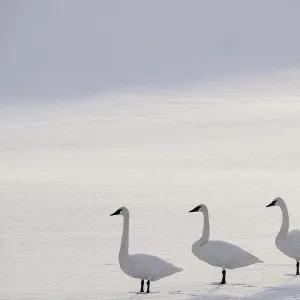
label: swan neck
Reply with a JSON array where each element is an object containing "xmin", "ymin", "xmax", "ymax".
[
  {"xmin": 278, "ymin": 202, "xmax": 289, "ymax": 237},
  {"xmin": 119, "ymin": 214, "xmax": 129, "ymax": 257},
  {"xmin": 200, "ymin": 209, "xmax": 210, "ymax": 244}
]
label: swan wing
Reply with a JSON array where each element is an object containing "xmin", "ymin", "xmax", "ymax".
[
  {"xmin": 126, "ymin": 254, "xmax": 182, "ymax": 281},
  {"xmin": 287, "ymin": 230, "xmax": 300, "ymax": 252},
  {"xmin": 193, "ymin": 240, "xmax": 262, "ymax": 269}
]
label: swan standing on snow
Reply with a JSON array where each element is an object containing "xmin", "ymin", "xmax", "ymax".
[
  {"xmin": 110, "ymin": 207, "xmax": 183, "ymax": 293},
  {"xmin": 189, "ymin": 204, "xmax": 262, "ymax": 284},
  {"xmin": 266, "ymin": 197, "xmax": 300, "ymax": 275}
]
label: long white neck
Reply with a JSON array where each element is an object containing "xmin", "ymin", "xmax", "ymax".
[
  {"xmin": 119, "ymin": 214, "xmax": 130, "ymax": 258},
  {"xmin": 277, "ymin": 201, "xmax": 289, "ymax": 238},
  {"xmin": 199, "ymin": 208, "xmax": 210, "ymax": 245}
]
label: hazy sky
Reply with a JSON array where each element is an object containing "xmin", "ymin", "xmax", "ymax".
[{"xmin": 1, "ymin": 0, "xmax": 300, "ymax": 99}]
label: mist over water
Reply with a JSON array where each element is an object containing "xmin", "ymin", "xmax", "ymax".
[{"xmin": 1, "ymin": 1, "xmax": 300, "ymax": 99}]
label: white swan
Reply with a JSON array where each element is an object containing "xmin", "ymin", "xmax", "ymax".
[
  {"xmin": 266, "ymin": 197, "xmax": 300, "ymax": 275},
  {"xmin": 110, "ymin": 207, "xmax": 183, "ymax": 293},
  {"xmin": 189, "ymin": 204, "xmax": 262, "ymax": 284}
]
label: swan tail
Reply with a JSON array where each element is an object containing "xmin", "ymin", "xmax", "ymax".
[
  {"xmin": 251, "ymin": 254, "xmax": 263, "ymax": 264},
  {"xmin": 247, "ymin": 256, "xmax": 263, "ymax": 265},
  {"xmin": 227, "ymin": 256, "xmax": 263, "ymax": 269},
  {"xmin": 154, "ymin": 265, "xmax": 183, "ymax": 281},
  {"xmin": 170, "ymin": 265, "xmax": 183, "ymax": 275}
]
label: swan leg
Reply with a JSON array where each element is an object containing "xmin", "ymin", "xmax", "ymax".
[
  {"xmin": 221, "ymin": 270, "xmax": 226, "ymax": 284},
  {"xmin": 296, "ymin": 262, "xmax": 299, "ymax": 276},
  {"xmin": 140, "ymin": 280, "xmax": 144, "ymax": 292},
  {"xmin": 146, "ymin": 280, "xmax": 150, "ymax": 293}
]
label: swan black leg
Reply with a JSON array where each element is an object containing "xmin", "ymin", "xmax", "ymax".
[
  {"xmin": 296, "ymin": 262, "xmax": 299, "ymax": 276},
  {"xmin": 140, "ymin": 280, "xmax": 144, "ymax": 292},
  {"xmin": 146, "ymin": 280, "xmax": 150, "ymax": 293},
  {"xmin": 221, "ymin": 270, "xmax": 226, "ymax": 284}
]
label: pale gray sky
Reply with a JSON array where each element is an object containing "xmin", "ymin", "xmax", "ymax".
[{"xmin": 1, "ymin": 0, "xmax": 300, "ymax": 99}]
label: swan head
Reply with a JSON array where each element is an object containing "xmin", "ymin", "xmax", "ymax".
[
  {"xmin": 189, "ymin": 204, "xmax": 208, "ymax": 213},
  {"xmin": 110, "ymin": 207, "xmax": 129, "ymax": 217},
  {"xmin": 266, "ymin": 197, "xmax": 284, "ymax": 207}
]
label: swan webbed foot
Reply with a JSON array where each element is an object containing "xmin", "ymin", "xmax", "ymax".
[
  {"xmin": 146, "ymin": 280, "xmax": 150, "ymax": 293},
  {"xmin": 296, "ymin": 262, "xmax": 299, "ymax": 276},
  {"xmin": 140, "ymin": 280, "xmax": 144, "ymax": 293},
  {"xmin": 221, "ymin": 270, "xmax": 226, "ymax": 284}
]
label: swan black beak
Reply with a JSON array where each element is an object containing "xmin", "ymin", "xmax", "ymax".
[
  {"xmin": 189, "ymin": 205, "xmax": 201, "ymax": 213},
  {"xmin": 110, "ymin": 208, "xmax": 122, "ymax": 216},
  {"xmin": 266, "ymin": 200, "xmax": 276, "ymax": 207}
]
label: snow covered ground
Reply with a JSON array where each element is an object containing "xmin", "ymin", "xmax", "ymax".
[{"xmin": 1, "ymin": 75, "xmax": 300, "ymax": 299}]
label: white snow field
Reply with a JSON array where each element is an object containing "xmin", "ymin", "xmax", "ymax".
[{"xmin": 1, "ymin": 75, "xmax": 300, "ymax": 300}]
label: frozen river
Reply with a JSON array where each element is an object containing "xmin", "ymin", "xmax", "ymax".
[{"xmin": 1, "ymin": 83, "xmax": 300, "ymax": 299}]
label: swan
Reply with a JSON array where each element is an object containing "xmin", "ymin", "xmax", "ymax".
[
  {"xmin": 110, "ymin": 207, "xmax": 183, "ymax": 293},
  {"xmin": 189, "ymin": 204, "xmax": 262, "ymax": 284},
  {"xmin": 266, "ymin": 197, "xmax": 300, "ymax": 275}
]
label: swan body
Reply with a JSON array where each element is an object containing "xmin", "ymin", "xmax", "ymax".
[
  {"xmin": 276, "ymin": 230, "xmax": 300, "ymax": 260},
  {"xmin": 120, "ymin": 253, "xmax": 182, "ymax": 281},
  {"xmin": 189, "ymin": 204, "xmax": 262, "ymax": 284},
  {"xmin": 192, "ymin": 240, "xmax": 261, "ymax": 270},
  {"xmin": 110, "ymin": 207, "xmax": 182, "ymax": 292},
  {"xmin": 266, "ymin": 197, "xmax": 300, "ymax": 274}
]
